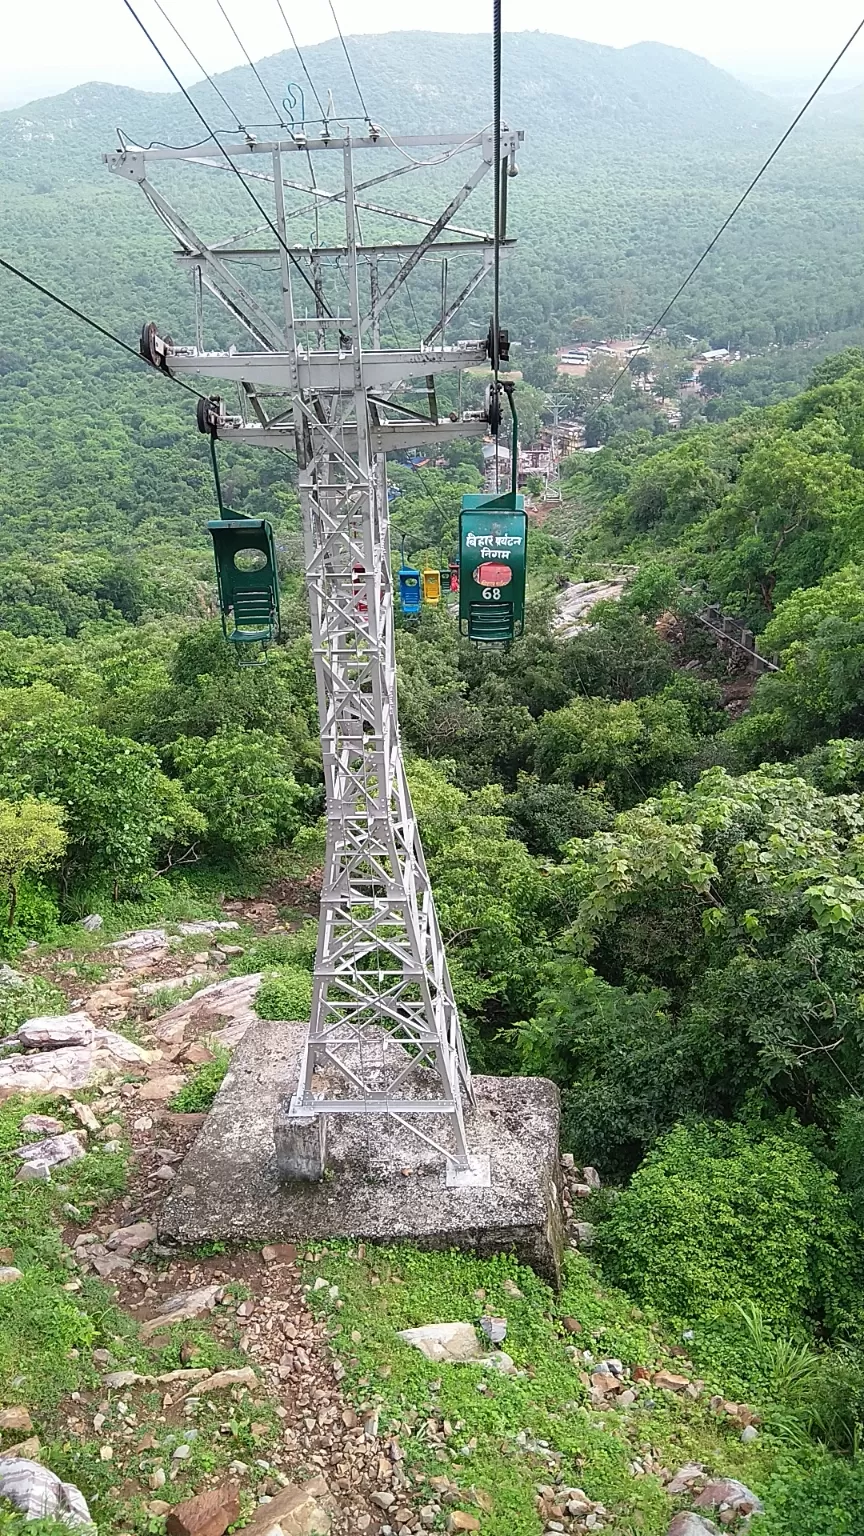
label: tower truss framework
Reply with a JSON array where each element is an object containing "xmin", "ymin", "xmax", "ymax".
[{"xmin": 105, "ymin": 120, "xmax": 522, "ymax": 1168}]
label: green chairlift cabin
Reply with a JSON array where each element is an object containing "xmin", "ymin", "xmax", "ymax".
[
  {"xmin": 459, "ymin": 384, "xmax": 527, "ymax": 645},
  {"xmin": 198, "ymin": 398, "xmax": 280, "ymax": 665}
]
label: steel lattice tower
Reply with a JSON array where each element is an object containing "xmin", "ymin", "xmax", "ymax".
[{"xmin": 105, "ymin": 120, "xmax": 521, "ymax": 1170}]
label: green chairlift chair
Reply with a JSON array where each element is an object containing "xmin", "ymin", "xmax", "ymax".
[
  {"xmin": 199, "ymin": 400, "xmax": 280, "ymax": 665},
  {"xmin": 458, "ymin": 384, "xmax": 527, "ymax": 646}
]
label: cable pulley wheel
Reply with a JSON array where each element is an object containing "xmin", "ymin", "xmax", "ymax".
[
  {"xmin": 139, "ymin": 321, "xmax": 161, "ymax": 368},
  {"xmin": 196, "ymin": 395, "xmax": 221, "ymax": 436},
  {"xmin": 484, "ymin": 383, "xmax": 502, "ymax": 436}
]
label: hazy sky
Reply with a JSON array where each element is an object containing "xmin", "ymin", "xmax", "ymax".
[{"xmin": 4, "ymin": 0, "xmax": 864, "ymax": 108}]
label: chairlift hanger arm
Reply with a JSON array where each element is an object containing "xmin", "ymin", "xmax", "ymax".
[{"xmin": 208, "ymin": 416, "xmax": 487, "ymax": 453}]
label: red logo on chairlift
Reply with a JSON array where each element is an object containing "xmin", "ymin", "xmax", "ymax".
[{"xmin": 474, "ymin": 561, "xmax": 512, "ymax": 588}]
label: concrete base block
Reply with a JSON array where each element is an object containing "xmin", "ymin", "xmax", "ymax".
[
  {"xmin": 274, "ymin": 1094, "xmax": 326, "ymax": 1181},
  {"xmin": 159, "ymin": 1018, "xmax": 565, "ymax": 1287}
]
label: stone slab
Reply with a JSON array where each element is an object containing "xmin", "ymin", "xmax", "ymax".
[{"xmin": 159, "ymin": 1018, "xmax": 564, "ymax": 1286}]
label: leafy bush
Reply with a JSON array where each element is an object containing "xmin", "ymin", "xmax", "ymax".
[
  {"xmin": 518, "ymin": 959, "xmax": 710, "ymax": 1175},
  {"xmin": 255, "ymin": 966, "xmax": 313, "ymax": 1021},
  {"xmin": 0, "ymin": 798, "xmax": 66, "ymax": 927},
  {"xmin": 596, "ymin": 1121, "xmax": 864, "ymax": 1336},
  {"xmin": 170, "ymin": 728, "xmax": 305, "ymax": 856},
  {"xmin": 835, "ymin": 1098, "xmax": 864, "ymax": 1225},
  {"xmin": 0, "ymin": 879, "xmax": 61, "ymax": 958},
  {"xmin": 754, "ymin": 1455, "xmax": 864, "ymax": 1536},
  {"xmin": 169, "ymin": 1047, "xmax": 231, "ymax": 1112},
  {"xmin": 624, "ymin": 559, "xmax": 683, "ymax": 618}
]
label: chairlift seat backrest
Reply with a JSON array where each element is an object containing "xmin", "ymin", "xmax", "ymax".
[{"xmin": 208, "ymin": 518, "xmax": 280, "ymax": 650}]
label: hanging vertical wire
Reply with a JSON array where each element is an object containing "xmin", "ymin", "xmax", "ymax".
[{"xmin": 492, "ymin": 0, "xmax": 502, "ymax": 490}]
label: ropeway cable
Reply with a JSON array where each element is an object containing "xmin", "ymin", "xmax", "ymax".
[
  {"xmin": 326, "ymin": 0, "xmax": 372, "ymax": 126},
  {"xmin": 273, "ymin": 0, "xmax": 327, "ymax": 121},
  {"xmin": 213, "ymin": 0, "xmax": 286, "ymax": 125},
  {"xmin": 602, "ymin": 12, "xmax": 864, "ymax": 400},
  {"xmin": 121, "ymin": 0, "xmax": 332, "ymax": 315},
  {"xmin": 150, "ymin": 0, "xmax": 243, "ymax": 128},
  {"xmin": 491, "ymin": 0, "xmax": 503, "ymax": 488},
  {"xmin": 0, "ymin": 252, "xmax": 207, "ymax": 400}
]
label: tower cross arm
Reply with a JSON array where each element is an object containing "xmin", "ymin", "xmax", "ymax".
[{"xmin": 160, "ymin": 344, "xmax": 489, "ymax": 389}]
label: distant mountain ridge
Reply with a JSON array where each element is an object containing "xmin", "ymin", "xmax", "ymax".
[
  {"xmin": 0, "ymin": 29, "xmax": 860, "ymax": 355},
  {"xmin": 0, "ymin": 31, "xmax": 783, "ymax": 185}
]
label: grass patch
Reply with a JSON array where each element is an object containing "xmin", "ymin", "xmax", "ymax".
[
  {"xmin": 140, "ymin": 978, "xmax": 211, "ymax": 1018},
  {"xmin": 229, "ymin": 922, "xmax": 317, "ymax": 977},
  {"xmin": 254, "ymin": 966, "xmax": 313, "ymax": 1021},
  {"xmin": 0, "ymin": 1096, "xmax": 132, "ymax": 1414},
  {"xmin": 0, "ymin": 1091, "xmax": 279, "ymax": 1533},
  {"xmin": 0, "ymin": 975, "xmax": 67, "ymax": 1042},
  {"xmin": 302, "ymin": 1243, "xmax": 813, "ymax": 1536},
  {"xmin": 168, "ymin": 1048, "xmax": 231, "ymax": 1112}
]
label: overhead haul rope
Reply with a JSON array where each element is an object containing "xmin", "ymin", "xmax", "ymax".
[
  {"xmin": 121, "ymin": 0, "xmax": 332, "ymax": 315},
  {"xmin": 326, "ymin": 0, "xmax": 373, "ymax": 127},
  {"xmin": 213, "ymin": 0, "xmax": 286, "ymax": 125},
  {"xmin": 0, "ymin": 252, "xmax": 206, "ymax": 399},
  {"xmin": 273, "ymin": 0, "xmax": 327, "ymax": 121},
  {"xmin": 492, "ymin": 0, "xmax": 502, "ymax": 384},
  {"xmin": 603, "ymin": 11, "xmax": 864, "ymax": 400}
]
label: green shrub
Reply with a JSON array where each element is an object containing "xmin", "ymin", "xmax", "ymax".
[
  {"xmin": 0, "ymin": 1512, "xmax": 79, "ymax": 1536},
  {"xmin": 169, "ymin": 1047, "xmax": 231, "ymax": 1112},
  {"xmin": 255, "ymin": 965, "xmax": 313, "ymax": 1021},
  {"xmin": 753, "ymin": 1455, "xmax": 864, "ymax": 1535},
  {"xmin": 3, "ymin": 879, "xmax": 62, "ymax": 950},
  {"xmin": 835, "ymin": 1098, "xmax": 864, "ymax": 1225},
  {"xmin": 595, "ymin": 1120, "xmax": 864, "ymax": 1336},
  {"xmin": 232, "ymin": 921, "xmax": 318, "ymax": 976}
]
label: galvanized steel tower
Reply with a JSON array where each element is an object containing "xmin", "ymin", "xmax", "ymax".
[{"xmin": 105, "ymin": 118, "xmax": 520, "ymax": 1172}]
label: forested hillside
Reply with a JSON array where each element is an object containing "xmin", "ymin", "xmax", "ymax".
[
  {"xmin": 4, "ymin": 336, "xmax": 864, "ymax": 1529},
  {"xmin": 5, "ymin": 28, "xmax": 864, "ymax": 355}
]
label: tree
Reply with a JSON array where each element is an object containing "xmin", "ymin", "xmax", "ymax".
[
  {"xmin": 520, "ymin": 352, "xmax": 558, "ymax": 391},
  {"xmin": 169, "ymin": 729, "xmax": 305, "ymax": 857},
  {"xmin": 408, "ymin": 759, "xmax": 551, "ymax": 1049},
  {"xmin": 702, "ymin": 421, "xmax": 864, "ymax": 617},
  {"xmin": 534, "ymin": 693, "xmax": 696, "ymax": 806},
  {"xmin": 523, "ymin": 764, "xmax": 864, "ymax": 1171},
  {"xmin": 0, "ymin": 718, "xmax": 203, "ymax": 893},
  {"xmin": 0, "ymin": 798, "xmax": 66, "ymax": 926},
  {"xmin": 729, "ymin": 565, "xmax": 864, "ymax": 756}
]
